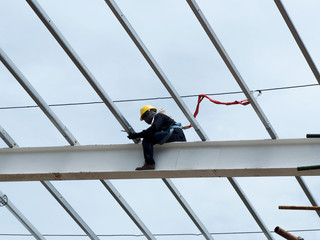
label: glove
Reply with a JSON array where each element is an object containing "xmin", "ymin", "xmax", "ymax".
[{"xmin": 127, "ymin": 132, "xmax": 140, "ymax": 139}]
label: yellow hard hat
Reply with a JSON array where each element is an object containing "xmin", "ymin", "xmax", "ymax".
[{"xmin": 140, "ymin": 105, "xmax": 157, "ymax": 121}]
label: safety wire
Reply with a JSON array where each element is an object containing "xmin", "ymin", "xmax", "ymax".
[
  {"xmin": 0, "ymin": 227, "xmax": 319, "ymax": 238},
  {"xmin": 0, "ymin": 83, "xmax": 317, "ymax": 111}
]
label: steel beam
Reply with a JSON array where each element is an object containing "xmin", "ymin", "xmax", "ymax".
[
  {"xmin": 0, "ymin": 47, "xmax": 148, "ymax": 237},
  {"xmin": 0, "ymin": 48, "xmax": 144, "ymax": 237},
  {"xmin": 16, "ymin": 3, "xmax": 153, "ymax": 235},
  {"xmin": 41, "ymin": 181, "xmax": 100, "ymax": 240},
  {"xmin": 0, "ymin": 125, "xmax": 17, "ymax": 148},
  {"xmin": 162, "ymin": 179, "xmax": 214, "ymax": 240},
  {"xmin": 274, "ymin": 0, "xmax": 320, "ymax": 84},
  {"xmin": 185, "ymin": 4, "xmax": 278, "ymax": 236},
  {"xmin": 186, "ymin": 0, "xmax": 278, "ymax": 139},
  {"xmin": 0, "ymin": 127, "xmax": 99, "ymax": 239},
  {"xmin": 100, "ymin": 4, "xmax": 211, "ymax": 239},
  {"xmin": 228, "ymin": 178, "xmax": 274, "ymax": 240},
  {"xmin": 103, "ymin": 0, "xmax": 209, "ymax": 141},
  {"xmin": 295, "ymin": 176, "xmax": 320, "ymax": 218},
  {"xmin": 0, "ymin": 190, "xmax": 46, "ymax": 240},
  {"xmin": 0, "ymin": 48, "xmax": 78, "ymax": 146},
  {"xmin": 26, "ymin": 0, "xmax": 139, "ymax": 143},
  {"xmin": 0, "ymin": 138, "xmax": 319, "ymax": 181},
  {"xmin": 0, "ymin": 51, "xmax": 102, "ymax": 237},
  {"xmin": 100, "ymin": 180, "xmax": 156, "ymax": 240}
]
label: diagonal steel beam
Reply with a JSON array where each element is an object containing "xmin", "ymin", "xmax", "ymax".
[
  {"xmin": 0, "ymin": 190, "xmax": 46, "ymax": 240},
  {"xmin": 228, "ymin": 178, "xmax": 274, "ymax": 240},
  {"xmin": 0, "ymin": 125, "xmax": 17, "ymax": 148},
  {"xmin": 100, "ymin": 3, "xmax": 214, "ymax": 239},
  {"xmin": 188, "ymin": 0, "xmax": 320, "ymax": 223},
  {"xmin": 41, "ymin": 181, "xmax": 100, "ymax": 240},
  {"xmin": 104, "ymin": 0, "xmax": 209, "ymax": 141},
  {"xmin": 0, "ymin": 49, "xmax": 102, "ymax": 238},
  {"xmin": 162, "ymin": 179, "xmax": 214, "ymax": 240},
  {"xmin": 274, "ymin": 0, "xmax": 320, "ymax": 84},
  {"xmin": 186, "ymin": 0, "xmax": 278, "ymax": 139},
  {"xmin": 25, "ymin": 2, "xmax": 158, "ymax": 238},
  {"xmin": 0, "ymin": 48, "xmax": 78, "ymax": 146},
  {"xmin": 26, "ymin": 0, "xmax": 139, "ymax": 143},
  {"xmin": 100, "ymin": 180, "xmax": 156, "ymax": 240},
  {"xmin": 295, "ymin": 176, "xmax": 320, "ymax": 218},
  {"xmin": 187, "ymin": 1, "xmax": 276, "ymax": 239},
  {"xmin": 0, "ymin": 129, "xmax": 44, "ymax": 239}
]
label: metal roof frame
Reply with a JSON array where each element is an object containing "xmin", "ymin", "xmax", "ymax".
[
  {"xmin": 0, "ymin": 190, "xmax": 45, "ymax": 240},
  {"xmin": 99, "ymin": 2, "xmax": 274, "ymax": 239},
  {"xmin": 0, "ymin": 47, "xmax": 160, "ymax": 239},
  {"xmin": 186, "ymin": 0, "xmax": 320, "ymax": 232},
  {"xmin": 274, "ymin": 0, "xmax": 320, "ymax": 84},
  {"xmin": 0, "ymin": 48, "xmax": 78, "ymax": 146},
  {"xmin": 100, "ymin": 180, "xmax": 156, "ymax": 240},
  {"xmin": 0, "ymin": 125, "xmax": 17, "ymax": 148},
  {"xmin": 185, "ymin": 1, "xmax": 277, "ymax": 238},
  {"xmin": 186, "ymin": 0, "xmax": 278, "ymax": 140},
  {"xmin": 24, "ymin": 1, "xmax": 214, "ymax": 238},
  {"xmin": 0, "ymin": 0, "xmax": 319, "ymax": 239},
  {"xmin": 162, "ymin": 178, "xmax": 214, "ymax": 240},
  {"xmin": 0, "ymin": 130, "xmax": 44, "ymax": 240},
  {"xmin": 295, "ymin": 176, "xmax": 320, "ymax": 218},
  {"xmin": 41, "ymin": 181, "xmax": 100, "ymax": 240},
  {"xmin": 0, "ymin": 50, "xmax": 101, "ymax": 238},
  {"xmin": 26, "ymin": 0, "xmax": 139, "ymax": 144},
  {"xmin": 228, "ymin": 178, "xmax": 274, "ymax": 240},
  {"xmin": 104, "ymin": 0, "xmax": 209, "ymax": 141}
]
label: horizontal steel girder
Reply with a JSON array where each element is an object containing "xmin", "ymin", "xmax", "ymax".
[{"xmin": 0, "ymin": 138, "xmax": 319, "ymax": 181}]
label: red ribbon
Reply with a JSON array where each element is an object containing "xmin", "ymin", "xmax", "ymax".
[{"xmin": 185, "ymin": 94, "xmax": 250, "ymax": 129}]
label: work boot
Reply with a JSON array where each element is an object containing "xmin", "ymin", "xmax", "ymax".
[{"xmin": 135, "ymin": 163, "xmax": 155, "ymax": 171}]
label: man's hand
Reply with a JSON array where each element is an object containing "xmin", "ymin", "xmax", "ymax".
[{"xmin": 127, "ymin": 132, "xmax": 140, "ymax": 139}]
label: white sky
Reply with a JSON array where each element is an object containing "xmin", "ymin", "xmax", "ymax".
[{"xmin": 0, "ymin": 0, "xmax": 320, "ymax": 239}]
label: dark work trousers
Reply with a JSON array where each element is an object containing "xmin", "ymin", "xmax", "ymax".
[{"xmin": 142, "ymin": 129, "xmax": 186, "ymax": 165}]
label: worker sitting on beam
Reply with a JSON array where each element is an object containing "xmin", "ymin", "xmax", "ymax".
[{"xmin": 128, "ymin": 105, "xmax": 186, "ymax": 170}]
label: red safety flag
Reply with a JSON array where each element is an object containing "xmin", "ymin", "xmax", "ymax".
[{"xmin": 184, "ymin": 94, "xmax": 250, "ymax": 129}]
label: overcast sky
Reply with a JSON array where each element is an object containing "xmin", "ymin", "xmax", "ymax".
[{"xmin": 0, "ymin": 0, "xmax": 320, "ymax": 239}]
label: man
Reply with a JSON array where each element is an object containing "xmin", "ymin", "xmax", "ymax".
[{"xmin": 128, "ymin": 105, "xmax": 186, "ymax": 170}]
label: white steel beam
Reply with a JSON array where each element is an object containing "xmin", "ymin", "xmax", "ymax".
[
  {"xmin": 0, "ymin": 47, "xmax": 147, "ymax": 236},
  {"xmin": 21, "ymin": 3, "xmax": 157, "ymax": 235},
  {"xmin": 274, "ymin": 0, "xmax": 320, "ymax": 84},
  {"xmin": 0, "ymin": 46, "xmax": 149, "ymax": 236},
  {"xmin": 0, "ymin": 127, "xmax": 100, "ymax": 239},
  {"xmin": 0, "ymin": 56, "xmax": 102, "ymax": 237},
  {"xmin": 0, "ymin": 138, "xmax": 319, "ymax": 181},
  {"xmin": 103, "ymin": 0, "xmax": 209, "ymax": 141},
  {"xmin": 0, "ymin": 125, "xmax": 17, "ymax": 148},
  {"xmin": 228, "ymin": 178, "xmax": 274, "ymax": 240},
  {"xmin": 0, "ymin": 190, "xmax": 46, "ymax": 240},
  {"xmin": 186, "ymin": 0, "xmax": 278, "ymax": 139},
  {"xmin": 101, "ymin": 3, "xmax": 212, "ymax": 239},
  {"xmin": 162, "ymin": 179, "xmax": 214, "ymax": 240},
  {"xmin": 0, "ymin": 48, "xmax": 78, "ymax": 146},
  {"xmin": 295, "ymin": 176, "xmax": 320, "ymax": 218},
  {"xmin": 100, "ymin": 180, "xmax": 156, "ymax": 240},
  {"xmin": 41, "ymin": 181, "xmax": 100, "ymax": 240},
  {"xmin": 26, "ymin": 0, "xmax": 139, "ymax": 143}
]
